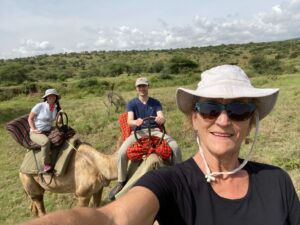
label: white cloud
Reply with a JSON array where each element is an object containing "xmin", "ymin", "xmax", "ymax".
[
  {"xmin": 12, "ymin": 39, "xmax": 54, "ymax": 57},
  {"xmin": 272, "ymin": 5, "xmax": 282, "ymax": 14},
  {"xmin": 2, "ymin": 0, "xmax": 300, "ymax": 58},
  {"xmin": 92, "ymin": 0, "xmax": 300, "ymax": 50},
  {"xmin": 76, "ymin": 42, "xmax": 86, "ymax": 49}
]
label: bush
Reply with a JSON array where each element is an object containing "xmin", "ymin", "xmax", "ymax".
[
  {"xmin": 249, "ymin": 55, "xmax": 282, "ymax": 75},
  {"xmin": 148, "ymin": 61, "xmax": 165, "ymax": 73},
  {"xmin": 0, "ymin": 63, "xmax": 29, "ymax": 85},
  {"xmin": 106, "ymin": 63, "xmax": 130, "ymax": 76},
  {"xmin": 77, "ymin": 78, "xmax": 99, "ymax": 88},
  {"xmin": 167, "ymin": 56, "xmax": 198, "ymax": 74}
]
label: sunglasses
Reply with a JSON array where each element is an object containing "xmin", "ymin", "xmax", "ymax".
[{"xmin": 194, "ymin": 101, "xmax": 256, "ymax": 121}]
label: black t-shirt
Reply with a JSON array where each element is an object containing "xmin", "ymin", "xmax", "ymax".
[{"xmin": 135, "ymin": 158, "xmax": 300, "ymax": 225}]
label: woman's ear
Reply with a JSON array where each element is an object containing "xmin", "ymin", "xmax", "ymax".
[{"xmin": 192, "ymin": 112, "xmax": 198, "ymax": 130}]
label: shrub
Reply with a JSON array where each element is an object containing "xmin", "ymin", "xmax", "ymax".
[
  {"xmin": 77, "ymin": 78, "xmax": 99, "ymax": 88},
  {"xmin": 249, "ymin": 55, "xmax": 282, "ymax": 75},
  {"xmin": 107, "ymin": 63, "xmax": 130, "ymax": 76},
  {"xmin": 148, "ymin": 61, "xmax": 164, "ymax": 73},
  {"xmin": 167, "ymin": 56, "xmax": 198, "ymax": 74},
  {"xmin": 0, "ymin": 63, "xmax": 29, "ymax": 85}
]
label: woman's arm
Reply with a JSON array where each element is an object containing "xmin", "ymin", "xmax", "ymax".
[
  {"xmin": 16, "ymin": 186, "xmax": 159, "ymax": 225},
  {"xmin": 28, "ymin": 112, "xmax": 40, "ymax": 133}
]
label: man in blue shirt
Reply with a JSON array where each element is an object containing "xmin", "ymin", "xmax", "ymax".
[{"xmin": 109, "ymin": 77, "xmax": 182, "ymax": 200}]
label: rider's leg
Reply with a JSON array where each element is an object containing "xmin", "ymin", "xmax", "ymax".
[
  {"xmin": 151, "ymin": 129, "xmax": 182, "ymax": 164},
  {"xmin": 117, "ymin": 129, "xmax": 152, "ymax": 181},
  {"xmin": 110, "ymin": 132, "xmax": 144, "ymax": 200},
  {"xmin": 29, "ymin": 132, "xmax": 52, "ymax": 171},
  {"xmin": 117, "ymin": 133, "xmax": 137, "ymax": 182}
]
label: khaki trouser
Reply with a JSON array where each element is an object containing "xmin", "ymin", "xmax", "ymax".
[
  {"xmin": 117, "ymin": 128, "xmax": 182, "ymax": 182},
  {"xmin": 29, "ymin": 132, "xmax": 51, "ymax": 165}
]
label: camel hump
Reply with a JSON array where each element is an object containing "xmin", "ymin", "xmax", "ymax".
[{"xmin": 115, "ymin": 153, "xmax": 165, "ymax": 199}]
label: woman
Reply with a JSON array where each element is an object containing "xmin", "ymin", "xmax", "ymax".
[
  {"xmin": 18, "ymin": 65, "xmax": 299, "ymax": 225},
  {"xmin": 28, "ymin": 88, "xmax": 62, "ymax": 173}
]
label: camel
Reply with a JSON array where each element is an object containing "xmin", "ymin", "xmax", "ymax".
[
  {"xmin": 19, "ymin": 139, "xmax": 167, "ymax": 217},
  {"xmin": 19, "ymin": 115, "xmax": 170, "ymax": 217},
  {"xmin": 19, "ymin": 140, "xmax": 119, "ymax": 217}
]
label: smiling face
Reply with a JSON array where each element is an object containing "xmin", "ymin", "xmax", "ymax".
[
  {"xmin": 136, "ymin": 84, "xmax": 149, "ymax": 97},
  {"xmin": 46, "ymin": 94, "xmax": 57, "ymax": 106},
  {"xmin": 192, "ymin": 98, "xmax": 253, "ymax": 159}
]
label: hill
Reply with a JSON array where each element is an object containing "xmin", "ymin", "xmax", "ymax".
[{"xmin": 0, "ymin": 38, "xmax": 300, "ymax": 101}]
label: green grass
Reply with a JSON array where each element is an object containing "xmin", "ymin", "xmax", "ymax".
[{"xmin": 0, "ymin": 73, "xmax": 299, "ymax": 225}]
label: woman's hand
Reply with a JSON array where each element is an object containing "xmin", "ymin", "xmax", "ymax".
[{"xmin": 31, "ymin": 129, "xmax": 41, "ymax": 134}]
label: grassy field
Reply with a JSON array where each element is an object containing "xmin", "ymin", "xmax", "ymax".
[{"xmin": 0, "ymin": 72, "xmax": 299, "ymax": 225}]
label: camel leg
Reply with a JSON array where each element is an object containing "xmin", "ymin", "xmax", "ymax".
[
  {"xmin": 19, "ymin": 173, "xmax": 46, "ymax": 217},
  {"xmin": 92, "ymin": 187, "xmax": 103, "ymax": 208},
  {"xmin": 31, "ymin": 195, "xmax": 46, "ymax": 217},
  {"xmin": 76, "ymin": 195, "xmax": 92, "ymax": 207}
]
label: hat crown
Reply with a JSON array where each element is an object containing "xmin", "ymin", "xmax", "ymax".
[
  {"xmin": 45, "ymin": 89, "xmax": 58, "ymax": 96},
  {"xmin": 42, "ymin": 88, "xmax": 60, "ymax": 99},
  {"xmin": 198, "ymin": 65, "xmax": 252, "ymax": 89},
  {"xmin": 135, "ymin": 77, "xmax": 149, "ymax": 86}
]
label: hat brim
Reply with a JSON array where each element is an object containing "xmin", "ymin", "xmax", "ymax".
[
  {"xmin": 135, "ymin": 82, "xmax": 149, "ymax": 87},
  {"xmin": 176, "ymin": 85, "xmax": 279, "ymax": 120}
]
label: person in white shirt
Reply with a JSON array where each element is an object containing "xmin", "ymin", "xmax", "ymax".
[{"xmin": 28, "ymin": 89, "xmax": 62, "ymax": 173}]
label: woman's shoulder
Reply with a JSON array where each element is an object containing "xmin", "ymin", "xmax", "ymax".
[
  {"xmin": 31, "ymin": 102, "xmax": 45, "ymax": 110},
  {"xmin": 246, "ymin": 160, "xmax": 292, "ymax": 182},
  {"xmin": 149, "ymin": 158, "xmax": 200, "ymax": 181}
]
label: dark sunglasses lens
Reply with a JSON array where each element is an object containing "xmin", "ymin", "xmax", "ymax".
[
  {"xmin": 195, "ymin": 102, "xmax": 255, "ymax": 121},
  {"xmin": 196, "ymin": 103, "xmax": 221, "ymax": 119},
  {"xmin": 227, "ymin": 103, "xmax": 255, "ymax": 121}
]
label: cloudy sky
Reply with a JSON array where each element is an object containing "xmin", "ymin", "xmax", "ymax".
[{"xmin": 1, "ymin": 0, "xmax": 300, "ymax": 59}]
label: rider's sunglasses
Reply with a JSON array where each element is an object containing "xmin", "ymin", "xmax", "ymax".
[{"xmin": 194, "ymin": 101, "xmax": 256, "ymax": 121}]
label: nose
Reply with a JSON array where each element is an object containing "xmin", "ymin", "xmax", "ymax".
[{"xmin": 215, "ymin": 110, "xmax": 231, "ymax": 126}]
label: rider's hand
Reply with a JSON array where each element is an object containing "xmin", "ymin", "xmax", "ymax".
[
  {"xmin": 155, "ymin": 116, "xmax": 165, "ymax": 125},
  {"xmin": 32, "ymin": 128, "xmax": 41, "ymax": 134},
  {"xmin": 135, "ymin": 118, "xmax": 144, "ymax": 127}
]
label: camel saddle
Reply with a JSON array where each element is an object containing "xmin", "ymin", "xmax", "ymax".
[
  {"xmin": 119, "ymin": 112, "xmax": 172, "ymax": 161},
  {"xmin": 20, "ymin": 136, "xmax": 78, "ymax": 176},
  {"xmin": 6, "ymin": 114, "xmax": 76, "ymax": 150}
]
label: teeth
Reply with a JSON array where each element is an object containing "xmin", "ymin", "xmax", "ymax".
[{"xmin": 212, "ymin": 132, "xmax": 231, "ymax": 137}]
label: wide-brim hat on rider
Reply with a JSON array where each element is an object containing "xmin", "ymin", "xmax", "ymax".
[
  {"xmin": 42, "ymin": 89, "xmax": 61, "ymax": 99},
  {"xmin": 176, "ymin": 64, "xmax": 279, "ymax": 120}
]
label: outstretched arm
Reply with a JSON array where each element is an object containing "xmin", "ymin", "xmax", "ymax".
[{"xmin": 16, "ymin": 186, "xmax": 159, "ymax": 225}]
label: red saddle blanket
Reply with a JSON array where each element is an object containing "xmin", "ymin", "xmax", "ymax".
[
  {"xmin": 119, "ymin": 112, "xmax": 172, "ymax": 161},
  {"xmin": 127, "ymin": 136, "xmax": 172, "ymax": 161}
]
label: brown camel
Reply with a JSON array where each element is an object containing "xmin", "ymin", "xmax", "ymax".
[{"xmin": 19, "ymin": 141, "xmax": 119, "ymax": 217}]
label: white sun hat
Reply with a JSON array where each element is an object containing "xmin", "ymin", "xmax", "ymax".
[
  {"xmin": 42, "ymin": 89, "xmax": 61, "ymax": 99},
  {"xmin": 176, "ymin": 64, "xmax": 279, "ymax": 120}
]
